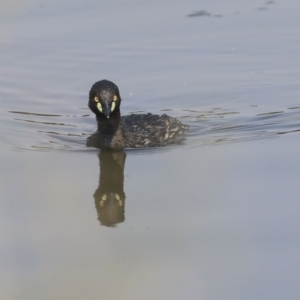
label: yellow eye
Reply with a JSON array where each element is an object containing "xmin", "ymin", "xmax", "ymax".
[
  {"xmin": 113, "ymin": 95, "xmax": 118, "ymax": 101},
  {"xmin": 94, "ymin": 96, "xmax": 100, "ymax": 103}
]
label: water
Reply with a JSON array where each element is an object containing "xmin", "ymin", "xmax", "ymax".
[{"xmin": 1, "ymin": 0, "xmax": 300, "ymax": 299}]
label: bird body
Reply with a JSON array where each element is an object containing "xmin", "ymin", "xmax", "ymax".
[{"xmin": 87, "ymin": 80, "xmax": 188, "ymax": 150}]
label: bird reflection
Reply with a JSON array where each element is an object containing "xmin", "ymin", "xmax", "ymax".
[{"xmin": 93, "ymin": 150, "xmax": 126, "ymax": 227}]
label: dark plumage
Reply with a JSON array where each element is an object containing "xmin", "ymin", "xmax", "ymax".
[{"xmin": 87, "ymin": 80, "xmax": 188, "ymax": 150}]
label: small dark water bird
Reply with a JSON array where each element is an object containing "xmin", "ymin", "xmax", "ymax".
[{"xmin": 87, "ymin": 80, "xmax": 188, "ymax": 150}]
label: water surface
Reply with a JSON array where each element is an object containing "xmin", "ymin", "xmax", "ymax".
[{"xmin": 1, "ymin": 0, "xmax": 300, "ymax": 299}]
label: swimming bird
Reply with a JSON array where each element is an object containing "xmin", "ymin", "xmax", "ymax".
[{"xmin": 87, "ymin": 80, "xmax": 188, "ymax": 150}]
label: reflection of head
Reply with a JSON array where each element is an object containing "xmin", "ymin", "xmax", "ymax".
[
  {"xmin": 93, "ymin": 150, "xmax": 126, "ymax": 227},
  {"xmin": 95, "ymin": 192, "xmax": 125, "ymax": 227}
]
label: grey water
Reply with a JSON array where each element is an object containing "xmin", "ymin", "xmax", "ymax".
[{"xmin": 1, "ymin": 0, "xmax": 300, "ymax": 299}]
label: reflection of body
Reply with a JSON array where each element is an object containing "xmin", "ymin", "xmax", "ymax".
[
  {"xmin": 94, "ymin": 150, "xmax": 126, "ymax": 227},
  {"xmin": 87, "ymin": 80, "xmax": 188, "ymax": 150}
]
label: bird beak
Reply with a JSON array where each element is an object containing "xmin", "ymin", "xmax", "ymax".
[{"xmin": 102, "ymin": 103, "xmax": 111, "ymax": 118}]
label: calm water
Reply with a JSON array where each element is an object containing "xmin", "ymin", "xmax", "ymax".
[{"xmin": 1, "ymin": 0, "xmax": 300, "ymax": 299}]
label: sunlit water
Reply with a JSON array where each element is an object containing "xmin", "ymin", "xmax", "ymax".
[{"xmin": 1, "ymin": 0, "xmax": 300, "ymax": 299}]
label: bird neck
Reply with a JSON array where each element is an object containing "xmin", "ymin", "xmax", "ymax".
[{"xmin": 96, "ymin": 108, "xmax": 122, "ymax": 135}]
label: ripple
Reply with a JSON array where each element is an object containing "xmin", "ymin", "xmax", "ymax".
[
  {"xmin": 4, "ymin": 109, "xmax": 93, "ymax": 152},
  {"xmin": 183, "ymin": 106, "xmax": 300, "ymax": 148},
  {"xmin": 9, "ymin": 111, "xmax": 62, "ymax": 117},
  {"xmin": 4, "ymin": 105, "xmax": 300, "ymax": 152},
  {"xmin": 15, "ymin": 118, "xmax": 78, "ymax": 127}
]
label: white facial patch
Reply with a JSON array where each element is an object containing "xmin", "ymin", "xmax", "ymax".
[
  {"xmin": 111, "ymin": 101, "xmax": 116, "ymax": 112},
  {"xmin": 97, "ymin": 103, "xmax": 103, "ymax": 113}
]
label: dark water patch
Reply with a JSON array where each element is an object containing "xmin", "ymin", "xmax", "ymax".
[
  {"xmin": 256, "ymin": 7, "xmax": 268, "ymax": 11},
  {"xmin": 187, "ymin": 11, "xmax": 224, "ymax": 18},
  {"xmin": 129, "ymin": 110, "xmax": 147, "ymax": 114},
  {"xmin": 37, "ymin": 131, "xmax": 83, "ymax": 136},
  {"xmin": 256, "ymin": 111, "xmax": 283, "ymax": 116},
  {"xmin": 187, "ymin": 1, "xmax": 276, "ymax": 19},
  {"xmin": 9, "ymin": 111, "xmax": 62, "ymax": 117},
  {"xmin": 187, "ymin": 11, "xmax": 211, "ymax": 17},
  {"xmin": 14, "ymin": 118, "xmax": 77, "ymax": 127},
  {"xmin": 214, "ymin": 111, "xmax": 239, "ymax": 116},
  {"xmin": 277, "ymin": 129, "xmax": 300, "ymax": 135}
]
